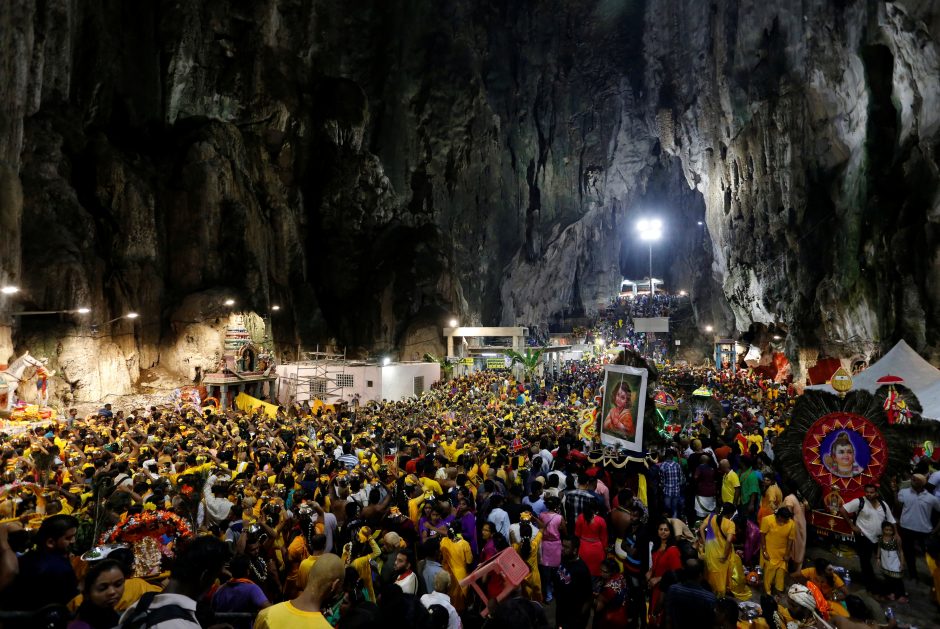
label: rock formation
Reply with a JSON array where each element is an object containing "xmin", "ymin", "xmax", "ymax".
[{"xmin": 0, "ymin": 0, "xmax": 938, "ymax": 402}]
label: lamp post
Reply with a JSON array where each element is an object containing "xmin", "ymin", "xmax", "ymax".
[
  {"xmin": 636, "ymin": 218, "xmax": 663, "ymax": 358},
  {"xmin": 636, "ymin": 218, "xmax": 663, "ymax": 299}
]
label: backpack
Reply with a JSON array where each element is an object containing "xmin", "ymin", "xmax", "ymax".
[
  {"xmin": 119, "ymin": 592, "xmax": 197, "ymax": 629},
  {"xmin": 851, "ymin": 497, "xmax": 887, "ymax": 522}
]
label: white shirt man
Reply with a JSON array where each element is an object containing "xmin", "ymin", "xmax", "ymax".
[
  {"xmin": 487, "ymin": 505, "xmax": 511, "ymax": 540},
  {"xmin": 421, "ymin": 590, "xmax": 461, "ymax": 629},
  {"xmin": 842, "ymin": 491, "xmax": 895, "ymax": 542},
  {"xmin": 898, "ymin": 476, "xmax": 940, "ymax": 534},
  {"xmin": 393, "ymin": 551, "xmax": 419, "ymax": 594}
]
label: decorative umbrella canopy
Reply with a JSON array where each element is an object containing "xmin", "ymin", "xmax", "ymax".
[
  {"xmin": 654, "ymin": 390, "xmax": 678, "ymax": 410},
  {"xmin": 877, "ymin": 374, "xmax": 904, "ymax": 384},
  {"xmin": 692, "ymin": 386, "xmax": 713, "ymax": 397}
]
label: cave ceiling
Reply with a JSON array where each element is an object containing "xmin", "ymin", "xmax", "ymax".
[{"xmin": 1, "ymin": 0, "xmax": 938, "ymax": 401}]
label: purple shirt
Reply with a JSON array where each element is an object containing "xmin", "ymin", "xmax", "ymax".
[{"xmin": 212, "ymin": 580, "xmax": 268, "ymax": 613}]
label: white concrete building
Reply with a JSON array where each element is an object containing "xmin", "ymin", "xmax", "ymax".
[{"xmin": 276, "ymin": 360, "xmax": 440, "ymax": 406}]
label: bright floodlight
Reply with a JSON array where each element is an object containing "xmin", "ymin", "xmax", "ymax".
[
  {"xmin": 697, "ymin": 221, "xmax": 704, "ymax": 226},
  {"xmin": 1, "ymin": 286, "xmax": 19, "ymax": 295},
  {"xmin": 679, "ymin": 290, "xmax": 687, "ymax": 296},
  {"xmin": 382, "ymin": 357, "xmax": 391, "ymax": 366},
  {"xmin": 126, "ymin": 312, "xmax": 139, "ymax": 319},
  {"xmin": 636, "ymin": 218, "xmax": 663, "ymax": 241},
  {"xmin": 77, "ymin": 308, "xmax": 91, "ymax": 314},
  {"xmin": 224, "ymin": 299, "xmax": 235, "ymax": 306},
  {"xmin": 271, "ymin": 305, "xmax": 280, "ymax": 311},
  {"xmin": 705, "ymin": 325, "xmax": 713, "ymax": 333},
  {"xmin": 448, "ymin": 318, "xmax": 458, "ymax": 328}
]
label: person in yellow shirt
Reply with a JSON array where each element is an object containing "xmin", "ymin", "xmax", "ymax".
[
  {"xmin": 759, "ymin": 507, "xmax": 795, "ymax": 594},
  {"xmin": 254, "ymin": 553, "xmax": 344, "ymax": 629},
  {"xmin": 746, "ymin": 429, "xmax": 764, "ymax": 455},
  {"xmin": 798, "ymin": 558, "xmax": 849, "ymax": 618},
  {"xmin": 719, "ymin": 459, "xmax": 740, "ymax": 506},
  {"xmin": 284, "ymin": 513, "xmax": 323, "ymax": 598},
  {"xmin": 418, "ymin": 471, "xmax": 443, "ymax": 497},
  {"xmin": 297, "ymin": 534, "xmax": 328, "ymax": 590},
  {"xmin": 757, "ymin": 476, "xmax": 783, "ymax": 522}
]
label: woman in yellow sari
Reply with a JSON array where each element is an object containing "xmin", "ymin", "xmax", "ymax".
[
  {"xmin": 440, "ymin": 521, "xmax": 474, "ymax": 611},
  {"xmin": 698, "ymin": 502, "xmax": 737, "ymax": 596},
  {"xmin": 511, "ymin": 512, "xmax": 543, "ymax": 602}
]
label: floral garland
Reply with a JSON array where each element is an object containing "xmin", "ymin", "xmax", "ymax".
[{"xmin": 99, "ymin": 509, "xmax": 193, "ymax": 546}]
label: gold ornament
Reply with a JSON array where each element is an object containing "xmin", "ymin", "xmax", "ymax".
[{"xmin": 830, "ymin": 367, "xmax": 853, "ymax": 397}]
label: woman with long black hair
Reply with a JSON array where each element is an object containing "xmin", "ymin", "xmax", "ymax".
[
  {"xmin": 647, "ymin": 518, "xmax": 681, "ymax": 628},
  {"xmin": 68, "ymin": 559, "xmax": 125, "ymax": 629},
  {"xmin": 511, "ymin": 512, "xmax": 543, "ymax": 602},
  {"xmin": 575, "ymin": 501, "xmax": 607, "ymax": 577}
]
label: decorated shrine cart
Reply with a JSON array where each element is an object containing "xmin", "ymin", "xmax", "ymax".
[
  {"xmin": 98, "ymin": 510, "xmax": 193, "ymax": 577},
  {"xmin": 777, "ymin": 367, "xmax": 930, "ymax": 542}
]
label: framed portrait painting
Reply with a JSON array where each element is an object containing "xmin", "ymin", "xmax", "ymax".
[{"xmin": 599, "ymin": 365, "xmax": 648, "ymax": 451}]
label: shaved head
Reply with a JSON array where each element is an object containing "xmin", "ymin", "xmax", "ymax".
[{"xmin": 305, "ymin": 553, "xmax": 344, "ymax": 593}]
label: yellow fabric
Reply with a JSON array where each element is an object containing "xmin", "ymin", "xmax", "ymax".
[
  {"xmin": 927, "ymin": 553, "xmax": 940, "ymax": 606},
  {"xmin": 760, "ymin": 514, "xmax": 794, "ymax": 593},
  {"xmin": 637, "ymin": 473, "xmax": 648, "ymax": 507},
  {"xmin": 235, "ymin": 392, "xmax": 279, "ymax": 419},
  {"xmin": 441, "ymin": 536, "xmax": 473, "ymax": 611},
  {"xmin": 758, "ymin": 483, "xmax": 783, "ymax": 522},
  {"xmin": 801, "ymin": 567, "xmax": 848, "ymax": 617},
  {"xmin": 702, "ymin": 514, "xmax": 736, "ymax": 596},
  {"xmin": 68, "ymin": 577, "xmax": 161, "ymax": 613},
  {"xmin": 721, "ymin": 470, "xmax": 740, "ymax": 504},
  {"xmin": 409, "ymin": 495, "xmax": 426, "ymax": 525},
  {"xmin": 746, "ymin": 434, "xmax": 763, "ymax": 453},
  {"xmin": 728, "ymin": 552, "xmax": 752, "ymax": 601},
  {"xmin": 254, "ymin": 602, "xmax": 332, "ymax": 629},
  {"xmin": 441, "ymin": 440, "xmax": 459, "ymax": 462},
  {"xmin": 512, "ymin": 531, "xmax": 543, "ymax": 603},
  {"xmin": 284, "ymin": 535, "xmax": 309, "ymax": 597},
  {"xmin": 419, "ymin": 477, "xmax": 443, "ymax": 496},
  {"xmin": 344, "ymin": 539, "xmax": 381, "ymax": 601},
  {"xmin": 297, "ymin": 554, "xmax": 320, "ymax": 590}
]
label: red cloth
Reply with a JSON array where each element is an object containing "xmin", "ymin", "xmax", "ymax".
[
  {"xmin": 575, "ymin": 513, "xmax": 608, "ymax": 576},
  {"xmin": 649, "ymin": 545, "xmax": 681, "ymax": 626}
]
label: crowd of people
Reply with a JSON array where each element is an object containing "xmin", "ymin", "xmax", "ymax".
[{"xmin": 0, "ymin": 355, "xmax": 935, "ymax": 629}]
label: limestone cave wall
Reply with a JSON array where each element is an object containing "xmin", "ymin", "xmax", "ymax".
[{"xmin": 0, "ymin": 0, "xmax": 938, "ymax": 402}]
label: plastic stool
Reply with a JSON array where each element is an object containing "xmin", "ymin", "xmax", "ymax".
[{"xmin": 459, "ymin": 547, "xmax": 530, "ymax": 615}]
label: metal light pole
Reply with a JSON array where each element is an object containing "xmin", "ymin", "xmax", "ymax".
[
  {"xmin": 636, "ymin": 218, "xmax": 663, "ymax": 358},
  {"xmin": 637, "ymin": 218, "xmax": 663, "ymax": 296}
]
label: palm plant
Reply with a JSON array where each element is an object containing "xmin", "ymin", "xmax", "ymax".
[
  {"xmin": 423, "ymin": 353, "xmax": 454, "ymax": 380},
  {"xmin": 505, "ymin": 347, "xmax": 545, "ymax": 382}
]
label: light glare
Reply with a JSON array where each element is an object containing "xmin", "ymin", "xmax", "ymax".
[{"xmin": 636, "ymin": 217, "xmax": 663, "ymax": 241}]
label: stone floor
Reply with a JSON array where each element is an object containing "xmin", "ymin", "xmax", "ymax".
[
  {"xmin": 533, "ymin": 541, "xmax": 939, "ymax": 629},
  {"xmin": 804, "ymin": 544, "xmax": 938, "ymax": 629}
]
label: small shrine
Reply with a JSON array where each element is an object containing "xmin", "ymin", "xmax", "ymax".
[{"xmin": 202, "ymin": 315, "xmax": 277, "ymax": 410}]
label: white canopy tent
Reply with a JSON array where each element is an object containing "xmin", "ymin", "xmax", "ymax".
[{"xmin": 806, "ymin": 340, "xmax": 940, "ymax": 420}]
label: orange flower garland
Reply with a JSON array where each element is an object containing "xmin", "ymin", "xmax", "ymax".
[{"xmin": 99, "ymin": 510, "xmax": 193, "ymax": 545}]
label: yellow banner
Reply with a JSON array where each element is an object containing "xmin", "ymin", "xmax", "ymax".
[{"xmin": 235, "ymin": 392, "xmax": 279, "ymax": 419}]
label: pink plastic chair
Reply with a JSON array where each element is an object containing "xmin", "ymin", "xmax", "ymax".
[{"xmin": 459, "ymin": 547, "xmax": 531, "ymax": 615}]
